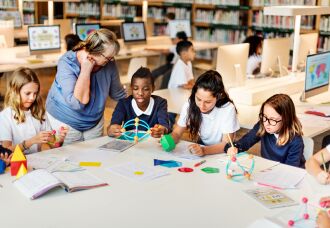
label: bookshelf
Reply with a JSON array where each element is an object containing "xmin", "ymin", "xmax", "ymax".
[
  {"xmin": 22, "ymin": 1, "xmax": 37, "ymax": 25},
  {"xmin": 318, "ymin": 0, "xmax": 330, "ymax": 51},
  {"xmin": 64, "ymin": 0, "xmax": 101, "ymax": 23}
]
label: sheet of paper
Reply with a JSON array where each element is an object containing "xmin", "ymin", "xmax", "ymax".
[
  {"xmin": 168, "ymin": 142, "xmax": 200, "ymax": 160},
  {"xmin": 253, "ymin": 164, "xmax": 307, "ymax": 189},
  {"xmin": 67, "ymin": 149, "xmax": 119, "ymax": 163},
  {"xmin": 107, "ymin": 162, "xmax": 169, "ymax": 182}
]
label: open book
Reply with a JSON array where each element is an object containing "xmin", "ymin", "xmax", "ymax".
[{"xmin": 14, "ymin": 169, "xmax": 108, "ymax": 199}]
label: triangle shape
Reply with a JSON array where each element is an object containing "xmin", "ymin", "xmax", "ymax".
[
  {"xmin": 11, "ymin": 145, "xmax": 26, "ymax": 162},
  {"xmin": 16, "ymin": 163, "xmax": 27, "ymax": 179}
]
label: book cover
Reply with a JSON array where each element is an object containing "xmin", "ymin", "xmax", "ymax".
[{"xmin": 98, "ymin": 138, "xmax": 134, "ymax": 152}]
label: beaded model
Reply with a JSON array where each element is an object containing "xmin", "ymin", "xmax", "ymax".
[
  {"xmin": 226, "ymin": 152, "xmax": 255, "ymax": 181},
  {"xmin": 47, "ymin": 128, "xmax": 64, "ymax": 148},
  {"xmin": 121, "ymin": 117, "xmax": 151, "ymax": 143}
]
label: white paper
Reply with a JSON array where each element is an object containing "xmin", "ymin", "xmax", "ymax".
[
  {"xmin": 67, "ymin": 148, "xmax": 119, "ymax": 163},
  {"xmin": 254, "ymin": 164, "xmax": 307, "ymax": 189},
  {"xmin": 168, "ymin": 142, "xmax": 200, "ymax": 160},
  {"xmin": 107, "ymin": 162, "xmax": 169, "ymax": 182}
]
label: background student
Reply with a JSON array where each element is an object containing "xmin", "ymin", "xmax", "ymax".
[
  {"xmin": 46, "ymin": 29, "xmax": 126, "ymax": 145},
  {"xmin": 243, "ymin": 35, "xmax": 263, "ymax": 75},
  {"xmin": 0, "ymin": 68, "xmax": 68, "ymax": 154},
  {"xmin": 64, "ymin": 34, "xmax": 81, "ymax": 51},
  {"xmin": 306, "ymin": 144, "xmax": 330, "ymax": 185},
  {"xmin": 108, "ymin": 67, "xmax": 170, "ymax": 138},
  {"xmin": 225, "ymin": 94, "xmax": 305, "ymax": 168},
  {"xmin": 168, "ymin": 40, "xmax": 195, "ymax": 89},
  {"xmin": 170, "ymin": 70, "xmax": 239, "ymax": 156}
]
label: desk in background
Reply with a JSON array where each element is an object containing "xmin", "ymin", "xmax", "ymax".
[{"xmin": 0, "ymin": 136, "xmax": 327, "ymax": 228}]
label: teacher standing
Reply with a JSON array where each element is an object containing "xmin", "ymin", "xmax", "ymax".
[{"xmin": 46, "ymin": 29, "xmax": 126, "ymax": 144}]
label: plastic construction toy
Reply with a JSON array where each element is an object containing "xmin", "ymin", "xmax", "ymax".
[
  {"xmin": 160, "ymin": 134, "xmax": 176, "ymax": 152},
  {"xmin": 47, "ymin": 127, "xmax": 65, "ymax": 148},
  {"xmin": 120, "ymin": 117, "xmax": 151, "ymax": 143},
  {"xmin": 10, "ymin": 145, "xmax": 27, "ymax": 176},
  {"xmin": 288, "ymin": 197, "xmax": 320, "ymax": 227},
  {"xmin": 226, "ymin": 152, "xmax": 255, "ymax": 181}
]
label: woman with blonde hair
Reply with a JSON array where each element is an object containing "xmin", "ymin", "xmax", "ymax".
[
  {"xmin": 0, "ymin": 67, "xmax": 67, "ymax": 154},
  {"xmin": 46, "ymin": 28, "xmax": 126, "ymax": 144}
]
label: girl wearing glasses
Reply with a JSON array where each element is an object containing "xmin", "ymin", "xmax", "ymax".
[
  {"xmin": 46, "ymin": 29, "xmax": 126, "ymax": 145},
  {"xmin": 225, "ymin": 94, "xmax": 305, "ymax": 168}
]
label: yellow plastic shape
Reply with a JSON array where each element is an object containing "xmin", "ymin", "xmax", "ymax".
[{"xmin": 16, "ymin": 163, "xmax": 27, "ymax": 179}]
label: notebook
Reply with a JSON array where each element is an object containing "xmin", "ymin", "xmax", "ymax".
[
  {"xmin": 98, "ymin": 138, "xmax": 135, "ymax": 152},
  {"xmin": 14, "ymin": 169, "xmax": 108, "ymax": 199}
]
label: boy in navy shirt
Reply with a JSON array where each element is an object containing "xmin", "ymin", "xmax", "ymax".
[{"xmin": 108, "ymin": 67, "xmax": 170, "ymax": 138}]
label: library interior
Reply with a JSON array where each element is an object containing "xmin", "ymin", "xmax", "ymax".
[{"xmin": 1, "ymin": 0, "xmax": 330, "ymax": 227}]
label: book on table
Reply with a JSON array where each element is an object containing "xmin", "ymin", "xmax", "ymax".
[{"xmin": 14, "ymin": 169, "xmax": 108, "ymax": 199}]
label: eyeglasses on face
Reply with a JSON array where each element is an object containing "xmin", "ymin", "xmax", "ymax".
[
  {"xmin": 259, "ymin": 113, "xmax": 282, "ymax": 126},
  {"xmin": 100, "ymin": 53, "xmax": 115, "ymax": 62}
]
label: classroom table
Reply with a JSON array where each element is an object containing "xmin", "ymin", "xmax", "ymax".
[{"xmin": 0, "ymin": 136, "xmax": 327, "ymax": 228}]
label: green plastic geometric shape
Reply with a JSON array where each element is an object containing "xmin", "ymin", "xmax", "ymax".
[{"xmin": 160, "ymin": 134, "xmax": 176, "ymax": 152}]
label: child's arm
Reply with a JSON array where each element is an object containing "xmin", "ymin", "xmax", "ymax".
[
  {"xmin": 151, "ymin": 124, "xmax": 168, "ymax": 138},
  {"xmin": 171, "ymin": 125, "xmax": 186, "ymax": 144},
  {"xmin": 107, "ymin": 100, "xmax": 126, "ymax": 137},
  {"xmin": 107, "ymin": 124, "xmax": 122, "ymax": 137},
  {"xmin": 317, "ymin": 210, "xmax": 330, "ymax": 228},
  {"xmin": 306, "ymin": 148, "xmax": 330, "ymax": 184},
  {"xmin": 151, "ymin": 98, "xmax": 170, "ymax": 138},
  {"xmin": 284, "ymin": 137, "xmax": 305, "ymax": 167}
]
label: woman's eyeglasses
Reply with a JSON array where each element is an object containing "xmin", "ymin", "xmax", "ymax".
[
  {"xmin": 100, "ymin": 53, "xmax": 114, "ymax": 62},
  {"xmin": 259, "ymin": 114, "xmax": 282, "ymax": 126}
]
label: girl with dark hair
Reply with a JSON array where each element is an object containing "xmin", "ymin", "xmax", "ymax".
[
  {"xmin": 243, "ymin": 35, "xmax": 263, "ymax": 75},
  {"xmin": 170, "ymin": 70, "xmax": 239, "ymax": 156},
  {"xmin": 225, "ymin": 94, "xmax": 305, "ymax": 168}
]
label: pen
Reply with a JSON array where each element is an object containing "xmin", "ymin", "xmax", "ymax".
[
  {"xmin": 321, "ymin": 151, "xmax": 327, "ymax": 172},
  {"xmin": 194, "ymin": 160, "xmax": 206, "ymax": 167}
]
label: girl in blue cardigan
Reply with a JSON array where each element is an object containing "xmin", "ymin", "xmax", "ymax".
[{"xmin": 225, "ymin": 94, "xmax": 305, "ymax": 168}]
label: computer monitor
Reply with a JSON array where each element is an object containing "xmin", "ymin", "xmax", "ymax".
[
  {"xmin": 298, "ymin": 33, "xmax": 318, "ymax": 70},
  {"xmin": 75, "ymin": 23, "xmax": 100, "ymax": 41},
  {"xmin": 216, "ymin": 43, "xmax": 249, "ymax": 88},
  {"xmin": 302, "ymin": 51, "xmax": 330, "ymax": 100},
  {"xmin": 121, "ymin": 22, "xmax": 146, "ymax": 44},
  {"xmin": 260, "ymin": 37, "xmax": 291, "ymax": 77},
  {"xmin": 0, "ymin": 11, "xmax": 22, "ymax": 28},
  {"xmin": 28, "ymin": 25, "xmax": 61, "ymax": 56},
  {"xmin": 168, "ymin": 20, "xmax": 191, "ymax": 39}
]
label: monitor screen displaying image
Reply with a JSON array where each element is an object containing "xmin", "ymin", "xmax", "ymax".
[
  {"xmin": 75, "ymin": 23, "xmax": 100, "ymax": 41},
  {"xmin": 28, "ymin": 25, "xmax": 61, "ymax": 54},
  {"xmin": 305, "ymin": 51, "xmax": 330, "ymax": 93},
  {"xmin": 121, "ymin": 22, "xmax": 146, "ymax": 43},
  {"xmin": 0, "ymin": 11, "xmax": 22, "ymax": 28},
  {"xmin": 168, "ymin": 20, "xmax": 191, "ymax": 38}
]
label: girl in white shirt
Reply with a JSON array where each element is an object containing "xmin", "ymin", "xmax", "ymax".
[
  {"xmin": 0, "ymin": 67, "xmax": 68, "ymax": 154},
  {"xmin": 170, "ymin": 70, "xmax": 240, "ymax": 156},
  {"xmin": 243, "ymin": 35, "xmax": 263, "ymax": 75}
]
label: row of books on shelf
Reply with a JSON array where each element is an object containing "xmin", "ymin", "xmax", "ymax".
[
  {"xmin": 320, "ymin": 16, "xmax": 330, "ymax": 32},
  {"xmin": 194, "ymin": 0, "xmax": 240, "ymax": 5},
  {"xmin": 166, "ymin": 8, "xmax": 191, "ymax": 20},
  {"xmin": 163, "ymin": 0, "xmax": 193, "ymax": 3},
  {"xmin": 66, "ymin": 3, "xmax": 100, "ymax": 17},
  {"xmin": 23, "ymin": 2, "xmax": 35, "ymax": 11},
  {"xmin": 148, "ymin": 7, "xmax": 164, "ymax": 20},
  {"xmin": 0, "ymin": 0, "xmax": 16, "ymax": 9},
  {"xmin": 102, "ymin": 4, "xmax": 136, "ymax": 18},
  {"xmin": 194, "ymin": 10, "xmax": 240, "ymax": 25},
  {"xmin": 153, "ymin": 24, "xmax": 167, "ymax": 36},
  {"xmin": 318, "ymin": 36, "xmax": 330, "ymax": 52},
  {"xmin": 253, "ymin": 11, "xmax": 314, "ymax": 30},
  {"xmin": 23, "ymin": 13, "xmax": 35, "ymax": 25},
  {"xmin": 320, "ymin": 0, "xmax": 330, "ymax": 6},
  {"xmin": 194, "ymin": 27, "xmax": 246, "ymax": 44},
  {"xmin": 252, "ymin": 0, "xmax": 316, "ymax": 6}
]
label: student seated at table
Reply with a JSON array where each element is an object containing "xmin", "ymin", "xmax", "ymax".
[
  {"xmin": 108, "ymin": 67, "xmax": 170, "ymax": 138},
  {"xmin": 317, "ymin": 196, "xmax": 330, "ymax": 228},
  {"xmin": 170, "ymin": 70, "xmax": 240, "ymax": 156},
  {"xmin": 149, "ymin": 31, "xmax": 188, "ymax": 81},
  {"xmin": 0, "ymin": 67, "xmax": 68, "ymax": 154},
  {"xmin": 243, "ymin": 35, "xmax": 263, "ymax": 75},
  {"xmin": 167, "ymin": 40, "xmax": 195, "ymax": 89},
  {"xmin": 306, "ymin": 144, "xmax": 330, "ymax": 185},
  {"xmin": 64, "ymin": 34, "xmax": 81, "ymax": 51},
  {"xmin": 225, "ymin": 94, "xmax": 305, "ymax": 168}
]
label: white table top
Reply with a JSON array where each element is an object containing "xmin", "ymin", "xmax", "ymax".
[{"xmin": 0, "ymin": 136, "xmax": 327, "ymax": 228}]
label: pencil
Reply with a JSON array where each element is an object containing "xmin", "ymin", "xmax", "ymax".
[
  {"xmin": 227, "ymin": 134, "xmax": 234, "ymax": 147},
  {"xmin": 321, "ymin": 151, "xmax": 327, "ymax": 172}
]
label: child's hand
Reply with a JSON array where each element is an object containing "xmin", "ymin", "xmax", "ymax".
[
  {"xmin": 151, "ymin": 124, "xmax": 166, "ymax": 138},
  {"xmin": 188, "ymin": 144, "xmax": 204, "ymax": 156},
  {"xmin": 108, "ymin": 124, "xmax": 122, "ymax": 137},
  {"xmin": 58, "ymin": 126, "xmax": 69, "ymax": 140},
  {"xmin": 227, "ymin": 146, "xmax": 238, "ymax": 157},
  {"xmin": 317, "ymin": 171, "xmax": 330, "ymax": 185},
  {"xmin": 320, "ymin": 197, "xmax": 330, "ymax": 208},
  {"xmin": 317, "ymin": 210, "xmax": 330, "ymax": 228},
  {"xmin": 31, "ymin": 131, "xmax": 53, "ymax": 144},
  {"xmin": 0, "ymin": 152, "xmax": 12, "ymax": 166}
]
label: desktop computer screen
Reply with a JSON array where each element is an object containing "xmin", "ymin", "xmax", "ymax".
[
  {"xmin": 121, "ymin": 22, "xmax": 146, "ymax": 43},
  {"xmin": 168, "ymin": 20, "xmax": 191, "ymax": 38},
  {"xmin": 75, "ymin": 23, "xmax": 100, "ymax": 41},
  {"xmin": 28, "ymin": 25, "xmax": 61, "ymax": 55},
  {"xmin": 260, "ymin": 37, "xmax": 291, "ymax": 76},
  {"xmin": 0, "ymin": 11, "xmax": 22, "ymax": 28},
  {"xmin": 216, "ymin": 43, "xmax": 249, "ymax": 88},
  {"xmin": 304, "ymin": 51, "xmax": 330, "ymax": 99}
]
